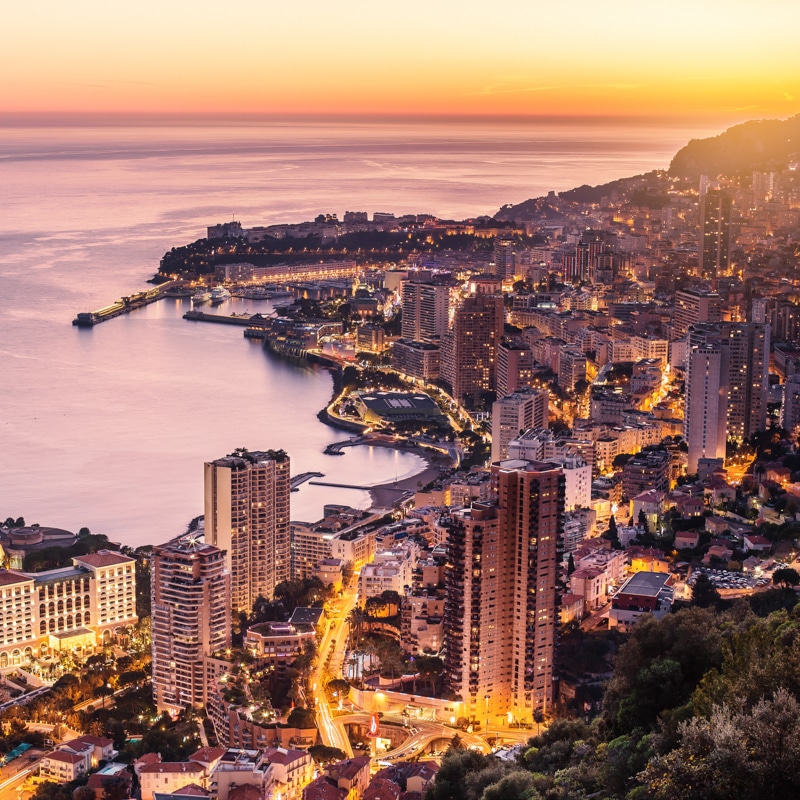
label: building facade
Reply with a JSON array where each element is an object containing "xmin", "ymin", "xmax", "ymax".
[
  {"xmin": 0, "ymin": 550, "xmax": 137, "ymax": 670},
  {"xmin": 441, "ymin": 294, "xmax": 505, "ymax": 406},
  {"xmin": 204, "ymin": 450, "xmax": 291, "ymax": 610},
  {"xmin": 443, "ymin": 460, "xmax": 564, "ymax": 723},
  {"xmin": 151, "ymin": 537, "xmax": 231, "ymax": 715},
  {"xmin": 491, "ymin": 389, "xmax": 549, "ymax": 463}
]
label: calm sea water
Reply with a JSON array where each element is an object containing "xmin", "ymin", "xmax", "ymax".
[{"xmin": 0, "ymin": 119, "xmax": 719, "ymax": 547}]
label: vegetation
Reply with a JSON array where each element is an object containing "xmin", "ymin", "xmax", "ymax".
[{"xmin": 425, "ymin": 602, "xmax": 800, "ymax": 799}]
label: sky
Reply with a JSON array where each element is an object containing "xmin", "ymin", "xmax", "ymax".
[{"xmin": 2, "ymin": 0, "xmax": 799, "ymax": 122}]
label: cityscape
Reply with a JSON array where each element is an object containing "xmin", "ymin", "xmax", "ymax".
[{"xmin": 4, "ymin": 2, "xmax": 800, "ymax": 800}]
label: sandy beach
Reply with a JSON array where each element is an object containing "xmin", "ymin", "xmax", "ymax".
[{"xmin": 359, "ymin": 439, "xmax": 454, "ymax": 509}]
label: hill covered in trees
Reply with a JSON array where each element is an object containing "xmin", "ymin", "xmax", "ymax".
[
  {"xmin": 669, "ymin": 113, "xmax": 800, "ymax": 178},
  {"xmin": 425, "ymin": 594, "xmax": 800, "ymax": 800}
]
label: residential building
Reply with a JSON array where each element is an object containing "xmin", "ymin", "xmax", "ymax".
[
  {"xmin": 782, "ymin": 373, "xmax": 800, "ymax": 434},
  {"xmin": 204, "ymin": 449, "xmax": 291, "ymax": 610},
  {"xmin": 699, "ymin": 189, "xmax": 732, "ymax": 277},
  {"xmin": 391, "ymin": 339, "xmax": 440, "ymax": 381},
  {"xmin": 263, "ymin": 748, "xmax": 314, "ymax": 800},
  {"xmin": 685, "ymin": 342, "xmax": 729, "ymax": 473},
  {"xmin": 685, "ymin": 323, "xmax": 770, "ymax": 468},
  {"xmin": 495, "ymin": 340, "xmax": 534, "ymax": 398},
  {"xmin": 441, "ymin": 294, "xmax": 505, "ymax": 406},
  {"xmin": 558, "ymin": 347, "xmax": 587, "ymax": 393},
  {"xmin": 672, "ymin": 288, "xmax": 722, "ymax": 340},
  {"xmin": 621, "ymin": 449, "xmax": 671, "ymax": 499},
  {"xmin": 400, "ymin": 279, "xmax": 450, "ymax": 343},
  {"xmin": 443, "ymin": 459, "xmax": 564, "ymax": 723},
  {"xmin": 140, "ymin": 762, "xmax": 209, "ymax": 800},
  {"xmin": 491, "ymin": 389, "xmax": 549, "ymax": 463},
  {"xmin": 151, "ymin": 537, "xmax": 231, "ymax": 715},
  {"xmin": 244, "ymin": 621, "xmax": 317, "ymax": 676}
]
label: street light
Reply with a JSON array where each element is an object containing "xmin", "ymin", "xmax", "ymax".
[{"xmin": 484, "ymin": 695, "xmax": 490, "ymax": 740}]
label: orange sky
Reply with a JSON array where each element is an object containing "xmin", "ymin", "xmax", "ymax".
[{"xmin": 2, "ymin": 0, "xmax": 798, "ymax": 121}]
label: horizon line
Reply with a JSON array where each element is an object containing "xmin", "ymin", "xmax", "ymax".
[{"xmin": 0, "ymin": 110, "xmax": 776, "ymax": 128}]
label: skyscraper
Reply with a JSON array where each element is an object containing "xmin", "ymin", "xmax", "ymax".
[
  {"xmin": 493, "ymin": 237, "xmax": 515, "ymax": 278},
  {"xmin": 685, "ymin": 343, "xmax": 729, "ymax": 473},
  {"xmin": 684, "ymin": 322, "xmax": 770, "ymax": 471},
  {"xmin": 151, "ymin": 536, "xmax": 231, "ymax": 715},
  {"xmin": 495, "ymin": 340, "xmax": 534, "ymax": 398},
  {"xmin": 699, "ymin": 189, "xmax": 732, "ymax": 277},
  {"xmin": 204, "ymin": 449, "xmax": 291, "ymax": 612},
  {"xmin": 400, "ymin": 278, "xmax": 451, "ymax": 343},
  {"xmin": 440, "ymin": 293, "xmax": 505, "ymax": 406},
  {"xmin": 443, "ymin": 460, "xmax": 564, "ymax": 722}
]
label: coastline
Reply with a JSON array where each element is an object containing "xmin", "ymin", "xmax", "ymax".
[{"xmin": 357, "ymin": 439, "xmax": 454, "ymax": 509}]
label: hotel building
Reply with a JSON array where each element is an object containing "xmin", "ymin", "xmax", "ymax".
[{"xmin": 0, "ymin": 550, "xmax": 137, "ymax": 669}]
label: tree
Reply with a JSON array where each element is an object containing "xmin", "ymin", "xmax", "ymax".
[
  {"xmin": 286, "ymin": 706, "xmax": 316, "ymax": 729},
  {"xmin": 73, "ymin": 788, "xmax": 95, "ymax": 800},
  {"xmin": 640, "ymin": 688, "xmax": 800, "ymax": 800},
  {"xmin": 773, "ymin": 567, "xmax": 800, "ymax": 589},
  {"xmin": 567, "ymin": 553, "xmax": 576, "ymax": 576},
  {"xmin": 692, "ymin": 573, "xmax": 722, "ymax": 608},
  {"xmin": 308, "ymin": 745, "xmax": 346, "ymax": 764},
  {"xmin": 101, "ymin": 775, "xmax": 130, "ymax": 800}
]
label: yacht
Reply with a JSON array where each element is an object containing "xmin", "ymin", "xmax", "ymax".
[
  {"xmin": 191, "ymin": 289, "xmax": 211, "ymax": 305},
  {"xmin": 210, "ymin": 286, "xmax": 232, "ymax": 305}
]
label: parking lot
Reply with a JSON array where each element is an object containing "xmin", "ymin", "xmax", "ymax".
[{"xmin": 687, "ymin": 565, "xmax": 780, "ymax": 590}]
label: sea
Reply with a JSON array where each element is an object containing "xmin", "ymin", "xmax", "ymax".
[{"xmin": 0, "ymin": 118, "xmax": 723, "ymax": 548}]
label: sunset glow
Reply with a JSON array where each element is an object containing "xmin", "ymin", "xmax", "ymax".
[{"xmin": 2, "ymin": 0, "xmax": 798, "ymax": 121}]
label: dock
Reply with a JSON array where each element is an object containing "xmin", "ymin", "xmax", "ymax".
[
  {"xmin": 290, "ymin": 471, "xmax": 324, "ymax": 491},
  {"xmin": 183, "ymin": 310, "xmax": 272, "ymax": 328},
  {"xmin": 72, "ymin": 281, "xmax": 178, "ymax": 327}
]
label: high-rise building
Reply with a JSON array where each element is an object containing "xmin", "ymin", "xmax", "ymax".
[
  {"xmin": 151, "ymin": 536, "xmax": 231, "ymax": 715},
  {"xmin": 672, "ymin": 288, "xmax": 722, "ymax": 340},
  {"xmin": 204, "ymin": 449, "xmax": 291, "ymax": 612},
  {"xmin": 400, "ymin": 279, "xmax": 451, "ymax": 343},
  {"xmin": 685, "ymin": 343, "xmax": 729, "ymax": 473},
  {"xmin": 782, "ymin": 374, "xmax": 800, "ymax": 435},
  {"xmin": 557, "ymin": 347, "xmax": 587, "ymax": 393},
  {"xmin": 441, "ymin": 294, "xmax": 505, "ymax": 406},
  {"xmin": 491, "ymin": 389, "xmax": 549, "ymax": 462},
  {"xmin": 496, "ymin": 340, "xmax": 534, "ymax": 398},
  {"xmin": 443, "ymin": 460, "xmax": 564, "ymax": 722},
  {"xmin": 685, "ymin": 323, "xmax": 770, "ymax": 458},
  {"xmin": 493, "ymin": 237, "xmax": 516, "ymax": 278},
  {"xmin": 699, "ymin": 189, "xmax": 732, "ymax": 277}
]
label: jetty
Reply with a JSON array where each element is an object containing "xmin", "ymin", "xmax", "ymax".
[
  {"xmin": 72, "ymin": 281, "xmax": 178, "ymax": 327},
  {"xmin": 183, "ymin": 310, "xmax": 272, "ymax": 328},
  {"xmin": 290, "ymin": 471, "xmax": 324, "ymax": 491}
]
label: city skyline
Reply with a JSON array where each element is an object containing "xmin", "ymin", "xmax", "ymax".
[{"xmin": 2, "ymin": 1, "xmax": 798, "ymax": 121}]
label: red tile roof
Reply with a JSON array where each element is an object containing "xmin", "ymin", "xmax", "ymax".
[
  {"xmin": 46, "ymin": 751, "xmax": 86, "ymax": 764},
  {"xmin": 73, "ymin": 550, "xmax": 134, "ymax": 568},
  {"xmin": 0, "ymin": 570, "xmax": 31, "ymax": 587}
]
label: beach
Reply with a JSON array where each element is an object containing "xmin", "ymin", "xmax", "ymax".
[{"xmin": 362, "ymin": 440, "xmax": 454, "ymax": 509}]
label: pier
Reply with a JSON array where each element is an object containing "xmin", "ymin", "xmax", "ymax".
[
  {"xmin": 183, "ymin": 310, "xmax": 272, "ymax": 328},
  {"xmin": 290, "ymin": 471, "xmax": 324, "ymax": 491},
  {"xmin": 72, "ymin": 281, "xmax": 178, "ymax": 327}
]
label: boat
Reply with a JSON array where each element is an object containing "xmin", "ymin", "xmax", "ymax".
[
  {"xmin": 191, "ymin": 290, "xmax": 211, "ymax": 305},
  {"xmin": 210, "ymin": 287, "xmax": 232, "ymax": 305}
]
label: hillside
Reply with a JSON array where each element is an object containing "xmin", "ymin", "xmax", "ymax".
[{"xmin": 669, "ymin": 113, "xmax": 800, "ymax": 178}]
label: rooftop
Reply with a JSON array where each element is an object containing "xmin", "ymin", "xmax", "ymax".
[{"xmin": 617, "ymin": 571, "xmax": 671, "ymax": 597}]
